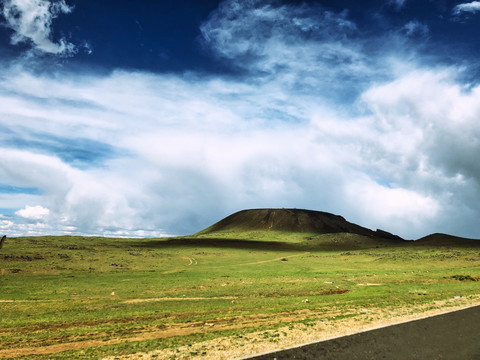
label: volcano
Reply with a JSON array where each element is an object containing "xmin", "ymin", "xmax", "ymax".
[{"xmin": 197, "ymin": 208, "xmax": 404, "ymax": 241}]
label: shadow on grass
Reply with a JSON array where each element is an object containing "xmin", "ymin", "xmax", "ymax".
[
  {"xmin": 130, "ymin": 237, "xmax": 398, "ymax": 252},
  {"xmin": 132, "ymin": 237, "xmax": 306, "ymax": 251},
  {"xmin": 131, "ymin": 234, "xmax": 480, "ymax": 252}
]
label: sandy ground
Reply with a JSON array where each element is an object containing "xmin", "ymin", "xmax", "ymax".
[{"xmin": 101, "ymin": 294, "xmax": 480, "ymax": 360}]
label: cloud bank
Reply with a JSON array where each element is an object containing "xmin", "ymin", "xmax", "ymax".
[{"xmin": 1, "ymin": 0, "xmax": 480, "ymax": 239}]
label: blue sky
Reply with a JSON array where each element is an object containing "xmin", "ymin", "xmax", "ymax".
[{"xmin": 1, "ymin": 0, "xmax": 480, "ymax": 239}]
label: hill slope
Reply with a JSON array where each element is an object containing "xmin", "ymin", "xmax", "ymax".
[
  {"xmin": 415, "ymin": 233, "xmax": 480, "ymax": 246},
  {"xmin": 197, "ymin": 208, "xmax": 404, "ymax": 241}
]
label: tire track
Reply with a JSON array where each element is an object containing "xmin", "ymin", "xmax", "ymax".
[{"xmin": 238, "ymin": 252, "xmax": 310, "ymax": 266}]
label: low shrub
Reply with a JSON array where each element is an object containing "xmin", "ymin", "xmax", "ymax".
[{"xmin": 450, "ymin": 274, "xmax": 478, "ymax": 281}]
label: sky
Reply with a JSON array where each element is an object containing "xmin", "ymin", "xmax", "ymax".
[{"xmin": 1, "ymin": 0, "xmax": 480, "ymax": 239}]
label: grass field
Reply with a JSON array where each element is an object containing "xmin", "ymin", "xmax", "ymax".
[{"xmin": 1, "ymin": 232, "xmax": 480, "ymax": 359}]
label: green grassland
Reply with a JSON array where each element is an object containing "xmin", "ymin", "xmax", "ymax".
[{"xmin": 1, "ymin": 232, "xmax": 480, "ymax": 359}]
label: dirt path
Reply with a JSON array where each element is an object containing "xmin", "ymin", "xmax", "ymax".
[
  {"xmin": 0, "ymin": 327, "xmax": 211, "ymax": 359},
  {"xmin": 161, "ymin": 256, "xmax": 197, "ymax": 274},
  {"xmin": 124, "ymin": 296, "xmax": 237, "ymax": 303},
  {"xmin": 0, "ymin": 299, "xmax": 60, "ymax": 303},
  {"xmin": 239, "ymin": 252, "xmax": 310, "ymax": 266},
  {"xmin": 183, "ymin": 256, "xmax": 197, "ymax": 265}
]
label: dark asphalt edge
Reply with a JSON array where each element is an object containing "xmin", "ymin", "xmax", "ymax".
[{"xmin": 235, "ymin": 302, "xmax": 480, "ymax": 360}]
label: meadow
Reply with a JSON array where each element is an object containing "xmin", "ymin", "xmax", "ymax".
[{"xmin": 1, "ymin": 232, "xmax": 480, "ymax": 359}]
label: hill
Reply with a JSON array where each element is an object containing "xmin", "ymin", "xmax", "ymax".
[
  {"xmin": 197, "ymin": 208, "xmax": 404, "ymax": 241},
  {"xmin": 415, "ymin": 233, "xmax": 480, "ymax": 246}
]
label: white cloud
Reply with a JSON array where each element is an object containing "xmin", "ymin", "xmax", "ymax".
[
  {"xmin": 361, "ymin": 69, "xmax": 480, "ymax": 180},
  {"xmin": 15, "ymin": 204, "xmax": 49, "ymax": 220},
  {"xmin": 0, "ymin": 219, "xmax": 14, "ymax": 230},
  {"xmin": 1, "ymin": 0, "xmax": 480, "ymax": 240},
  {"xmin": 200, "ymin": 0, "xmax": 371, "ymax": 100},
  {"xmin": 1, "ymin": 64, "xmax": 470, "ymax": 239},
  {"xmin": 0, "ymin": 147, "xmax": 152, "ymax": 235},
  {"xmin": 359, "ymin": 68, "xmax": 480, "ymax": 234},
  {"xmin": 1, "ymin": 0, "xmax": 75, "ymax": 55},
  {"xmin": 388, "ymin": 0, "xmax": 407, "ymax": 8},
  {"xmin": 403, "ymin": 21, "xmax": 429, "ymax": 37},
  {"xmin": 453, "ymin": 1, "xmax": 480, "ymax": 14},
  {"xmin": 346, "ymin": 177, "xmax": 439, "ymax": 232}
]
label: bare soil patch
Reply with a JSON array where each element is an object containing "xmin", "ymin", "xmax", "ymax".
[
  {"xmin": 357, "ymin": 283, "xmax": 382, "ymax": 286},
  {"xmin": 124, "ymin": 296, "xmax": 237, "ymax": 304}
]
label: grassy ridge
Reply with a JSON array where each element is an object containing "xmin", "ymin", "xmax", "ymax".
[{"xmin": 1, "ymin": 233, "xmax": 480, "ymax": 359}]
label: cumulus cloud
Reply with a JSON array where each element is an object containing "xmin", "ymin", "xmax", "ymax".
[
  {"xmin": 0, "ymin": 147, "xmax": 166, "ymax": 237},
  {"xmin": 0, "ymin": 220, "xmax": 14, "ymax": 230},
  {"xmin": 1, "ymin": 0, "xmax": 75, "ymax": 55},
  {"xmin": 359, "ymin": 68, "xmax": 480, "ymax": 233},
  {"xmin": 15, "ymin": 204, "xmax": 49, "ymax": 220},
  {"xmin": 453, "ymin": 1, "xmax": 480, "ymax": 14},
  {"xmin": 361, "ymin": 69, "xmax": 480, "ymax": 181}
]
